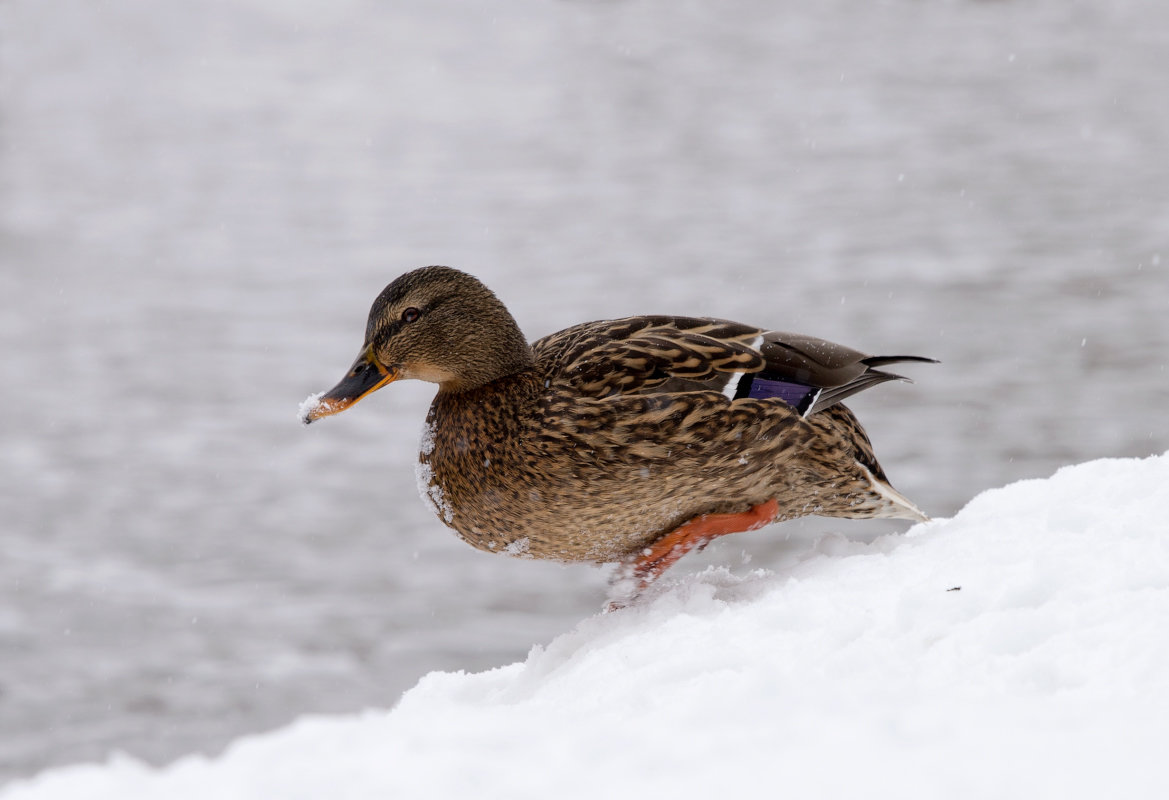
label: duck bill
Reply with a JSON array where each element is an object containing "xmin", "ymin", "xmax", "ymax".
[{"xmin": 301, "ymin": 348, "xmax": 398, "ymax": 424}]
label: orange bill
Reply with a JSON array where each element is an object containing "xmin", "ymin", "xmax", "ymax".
[{"xmin": 301, "ymin": 347, "xmax": 398, "ymax": 424}]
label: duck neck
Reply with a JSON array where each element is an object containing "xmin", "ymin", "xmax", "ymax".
[
  {"xmin": 431, "ymin": 370, "xmax": 541, "ymax": 431},
  {"xmin": 437, "ymin": 323, "xmax": 535, "ymax": 395}
]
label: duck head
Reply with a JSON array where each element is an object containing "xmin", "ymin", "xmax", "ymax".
[{"xmin": 301, "ymin": 266, "xmax": 533, "ymax": 423}]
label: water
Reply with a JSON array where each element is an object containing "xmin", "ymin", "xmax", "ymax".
[{"xmin": 1, "ymin": 0, "xmax": 1166, "ymax": 783}]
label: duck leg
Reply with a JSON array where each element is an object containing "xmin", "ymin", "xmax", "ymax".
[{"xmin": 608, "ymin": 499, "xmax": 780, "ymax": 609}]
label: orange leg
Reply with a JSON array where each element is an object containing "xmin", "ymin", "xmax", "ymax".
[{"xmin": 608, "ymin": 499, "xmax": 780, "ymax": 609}]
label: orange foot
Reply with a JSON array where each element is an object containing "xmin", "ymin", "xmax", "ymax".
[{"xmin": 607, "ymin": 498, "xmax": 780, "ymax": 610}]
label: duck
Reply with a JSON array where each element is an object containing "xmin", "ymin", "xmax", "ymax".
[{"xmin": 301, "ymin": 266, "xmax": 933, "ymax": 602}]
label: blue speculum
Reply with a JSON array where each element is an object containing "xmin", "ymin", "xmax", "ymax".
[{"xmin": 734, "ymin": 375, "xmax": 822, "ymax": 416}]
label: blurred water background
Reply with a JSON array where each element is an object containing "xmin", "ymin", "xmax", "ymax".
[{"xmin": 1, "ymin": 0, "xmax": 1166, "ymax": 783}]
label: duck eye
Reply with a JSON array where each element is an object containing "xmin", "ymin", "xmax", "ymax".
[{"xmin": 401, "ymin": 307, "xmax": 421, "ymax": 323}]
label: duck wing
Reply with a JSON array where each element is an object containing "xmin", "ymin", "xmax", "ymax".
[
  {"xmin": 532, "ymin": 316, "xmax": 934, "ymax": 415},
  {"xmin": 532, "ymin": 316, "xmax": 765, "ymax": 398}
]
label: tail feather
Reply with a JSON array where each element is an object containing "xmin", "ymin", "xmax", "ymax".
[
  {"xmin": 861, "ymin": 355, "xmax": 940, "ymax": 369},
  {"xmin": 857, "ymin": 464, "xmax": 930, "ymax": 522},
  {"xmin": 805, "ymin": 356, "xmax": 938, "ymax": 417}
]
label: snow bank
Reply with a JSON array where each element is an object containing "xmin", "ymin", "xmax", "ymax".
[{"xmin": 7, "ymin": 454, "xmax": 1169, "ymax": 800}]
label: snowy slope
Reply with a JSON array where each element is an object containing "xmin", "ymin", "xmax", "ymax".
[{"xmin": 7, "ymin": 453, "xmax": 1169, "ymax": 800}]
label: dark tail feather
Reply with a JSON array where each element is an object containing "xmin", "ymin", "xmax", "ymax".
[
  {"xmin": 861, "ymin": 355, "xmax": 940, "ymax": 369},
  {"xmin": 807, "ymin": 356, "xmax": 938, "ymax": 416}
]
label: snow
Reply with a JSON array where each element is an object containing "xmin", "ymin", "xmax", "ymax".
[
  {"xmin": 6, "ymin": 453, "xmax": 1168, "ymax": 800},
  {"xmin": 295, "ymin": 392, "xmax": 324, "ymax": 425},
  {"xmin": 503, "ymin": 537, "xmax": 531, "ymax": 557},
  {"xmin": 414, "ymin": 421, "xmax": 453, "ymax": 524}
]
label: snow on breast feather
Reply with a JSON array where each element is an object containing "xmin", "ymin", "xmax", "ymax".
[
  {"xmin": 415, "ymin": 422, "xmax": 453, "ymax": 523},
  {"xmin": 418, "ymin": 421, "xmax": 437, "ymax": 456},
  {"xmin": 504, "ymin": 537, "xmax": 531, "ymax": 557}
]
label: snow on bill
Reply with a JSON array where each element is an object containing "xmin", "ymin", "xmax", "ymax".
[
  {"xmin": 296, "ymin": 392, "xmax": 324, "ymax": 425},
  {"xmin": 6, "ymin": 453, "xmax": 1168, "ymax": 799}
]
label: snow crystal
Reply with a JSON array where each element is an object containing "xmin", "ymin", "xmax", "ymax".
[
  {"xmin": 414, "ymin": 459, "xmax": 452, "ymax": 524},
  {"xmin": 418, "ymin": 420, "xmax": 436, "ymax": 456},
  {"xmin": 503, "ymin": 537, "xmax": 530, "ymax": 557},
  {"xmin": 414, "ymin": 421, "xmax": 452, "ymax": 523},
  {"xmin": 296, "ymin": 392, "xmax": 324, "ymax": 425}
]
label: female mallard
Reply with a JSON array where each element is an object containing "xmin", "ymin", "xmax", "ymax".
[{"xmin": 302, "ymin": 266, "xmax": 932, "ymax": 599}]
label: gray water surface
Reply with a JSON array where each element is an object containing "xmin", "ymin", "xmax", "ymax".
[{"xmin": 1, "ymin": 0, "xmax": 1166, "ymax": 783}]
